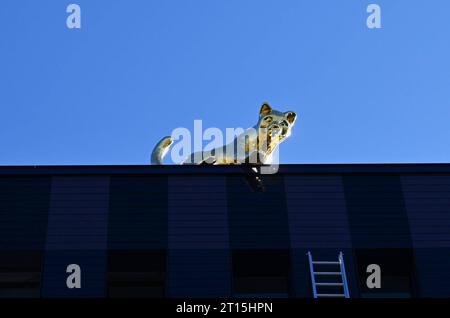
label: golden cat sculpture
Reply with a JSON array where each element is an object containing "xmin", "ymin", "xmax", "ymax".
[{"xmin": 151, "ymin": 102, "xmax": 297, "ymax": 165}]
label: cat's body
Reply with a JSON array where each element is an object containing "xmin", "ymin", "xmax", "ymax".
[{"xmin": 151, "ymin": 103, "xmax": 297, "ymax": 165}]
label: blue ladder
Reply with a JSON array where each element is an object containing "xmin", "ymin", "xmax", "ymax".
[{"xmin": 307, "ymin": 251, "xmax": 350, "ymax": 298}]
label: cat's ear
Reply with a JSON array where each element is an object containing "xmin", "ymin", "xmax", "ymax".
[
  {"xmin": 260, "ymin": 103, "xmax": 272, "ymax": 116},
  {"xmin": 285, "ymin": 111, "xmax": 297, "ymax": 124}
]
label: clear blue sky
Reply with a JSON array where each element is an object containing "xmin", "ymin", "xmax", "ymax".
[{"xmin": 1, "ymin": 0, "xmax": 449, "ymax": 165}]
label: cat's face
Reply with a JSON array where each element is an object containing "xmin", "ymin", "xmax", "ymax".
[{"xmin": 257, "ymin": 103, "xmax": 297, "ymax": 144}]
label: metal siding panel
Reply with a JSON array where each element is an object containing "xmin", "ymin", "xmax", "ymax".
[
  {"xmin": 343, "ymin": 175, "xmax": 412, "ymax": 248},
  {"xmin": 0, "ymin": 176, "xmax": 51, "ymax": 251},
  {"xmin": 108, "ymin": 176, "xmax": 168, "ymax": 250},
  {"xmin": 45, "ymin": 177, "xmax": 109, "ymax": 250},
  {"xmin": 42, "ymin": 176, "xmax": 109, "ymax": 298},
  {"xmin": 227, "ymin": 175, "xmax": 290, "ymax": 249},
  {"xmin": 167, "ymin": 176, "xmax": 231, "ymax": 297},
  {"xmin": 285, "ymin": 175, "xmax": 352, "ymax": 248},
  {"xmin": 402, "ymin": 175, "xmax": 450, "ymax": 247}
]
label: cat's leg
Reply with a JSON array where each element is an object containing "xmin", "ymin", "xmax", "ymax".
[
  {"xmin": 199, "ymin": 156, "xmax": 217, "ymax": 165},
  {"xmin": 242, "ymin": 167, "xmax": 265, "ymax": 192}
]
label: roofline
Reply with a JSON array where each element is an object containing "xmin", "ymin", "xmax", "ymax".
[{"xmin": 1, "ymin": 164, "xmax": 450, "ymax": 176}]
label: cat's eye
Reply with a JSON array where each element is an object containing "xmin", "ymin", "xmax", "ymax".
[
  {"xmin": 264, "ymin": 116, "xmax": 273, "ymax": 122},
  {"xmin": 281, "ymin": 120, "xmax": 288, "ymax": 126}
]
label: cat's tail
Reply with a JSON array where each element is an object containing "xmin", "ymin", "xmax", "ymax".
[{"xmin": 151, "ymin": 136, "xmax": 173, "ymax": 165}]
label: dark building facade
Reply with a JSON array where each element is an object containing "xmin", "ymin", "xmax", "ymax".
[{"xmin": 0, "ymin": 164, "xmax": 450, "ymax": 298}]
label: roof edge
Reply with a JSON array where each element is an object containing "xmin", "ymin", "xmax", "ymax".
[{"xmin": 1, "ymin": 163, "xmax": 450, "ymax": 175}]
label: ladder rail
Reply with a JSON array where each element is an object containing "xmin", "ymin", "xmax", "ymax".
[
  {"xmin": 307, "ymin": 251, "xmax": 318, "ymax": 299},
  {"xmin": 339, "ymin": 252, "xmax": 350, "ymax": 298}
]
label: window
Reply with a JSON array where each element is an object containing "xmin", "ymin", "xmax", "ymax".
[
  {"xmin": 0, "ymin": 252, "xmax": 43, "ymax": 298},
  {"xmin": 232, "ymin": 249, "xmax": 290, "ymax": 297},
  {"xmin": 108, "ymin": 251, "xmax": 166, "ymax": 297},
  {"xmin": 355, "ymin": 249, "xmax": 415, "ymax": 298}
]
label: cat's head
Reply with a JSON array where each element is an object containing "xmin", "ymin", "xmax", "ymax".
[{"xmin": 257, "ymin": 102, "xmax": 297, "ymax": 143}]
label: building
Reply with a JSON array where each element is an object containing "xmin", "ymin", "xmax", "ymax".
[{"xmin": 0, "ymin": 164, "xmax": 450, "ymax": 298}]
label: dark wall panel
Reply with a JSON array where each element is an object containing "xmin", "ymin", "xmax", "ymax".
[
  {"xmin": 167, "ymin": 176, "xmax": 231, "ymax": 297},
  {"xmin": 168, "ymin": 176, "xmax": 229, "ymax": 249},
  {"xmin": 0, "ymin": 176, "xmax": 51, "ymax": 297},
  {"xmin": 227, "ymin": 175, "xmax": 290, "ymax": 249},
  {"xmin": 413, "ymin": 249, "xmax": 450, "ymax": 297},
  {"xmin": 0, "ymin": 176, "xmax": 51, "ymax": 250},
  {"xmin": 284, "ymin": 175, "xmax": 352, "ymax": 248},
  {"xmin": 45, "ymin": 177, "xmax": 109, "ymax": 250},
  {"xmin": 401, "ymin": 175, "xmax": 450, "ymax": 247},
  {"xmin": 402, "ymin": 175, "xmax": 450, "ymax": 297},
  {"xmin": 42, "ymin": 176, "xmax": 110, "ymax": 298},
  {"xmin": 108, "ymin": 175, "xmax": 168, "ymax": 250},
  {"xmin": 343, "ymin": 175, "xmax": 412, "ymax": 248},
  {"xmin": 107, "ymin": 175, "xmax": 168, "ymax": 297}
]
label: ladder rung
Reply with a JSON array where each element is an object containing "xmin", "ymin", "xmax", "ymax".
[
  {"xmin": 314, "ymin": 272, "xmax": 341, "ymax": 275},
  {"xmin": 316, "ymin": 282, "xmax": 343, "ymax": 286},
  {"xmin": 317, "ymin": 294, "xmax": 346, "ymax": 298},
  {"xmin": 313, "ymin": 261, "xmax": 339, "ymax": 265}
]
